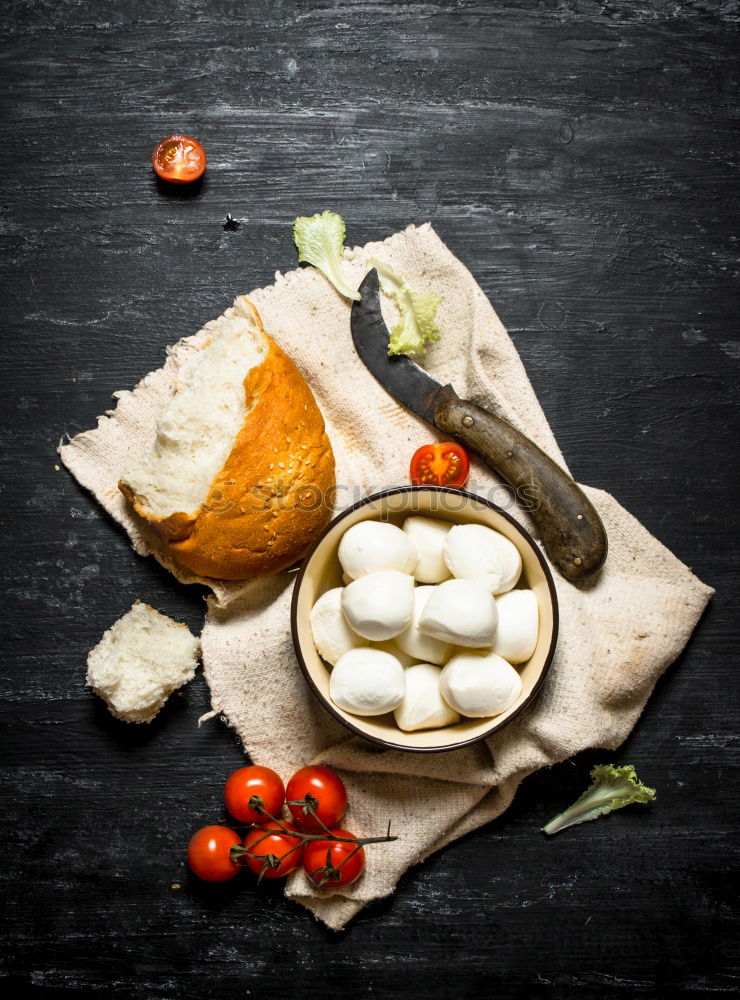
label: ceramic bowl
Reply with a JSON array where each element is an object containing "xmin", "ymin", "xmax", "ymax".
[{"xmin": 291, "ymin": 486, "xmax": 558, "ymax": 753}]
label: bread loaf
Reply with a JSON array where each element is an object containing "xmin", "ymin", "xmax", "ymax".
[{"xmin": 119, "ymin": 297, "xmax": 335, "ymax": 580}]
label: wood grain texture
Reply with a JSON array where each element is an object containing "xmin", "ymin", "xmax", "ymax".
[{"xmin": 1, "ymin": 1, "xmax": 738, "ymax": 997}]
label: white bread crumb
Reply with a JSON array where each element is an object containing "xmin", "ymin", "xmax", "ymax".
[{"xmin": 86, "ymin": 601, "xmax": 200, "ymax": 723}]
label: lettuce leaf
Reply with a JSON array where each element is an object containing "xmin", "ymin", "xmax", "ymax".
[
  {"xmin": 293, "ymin": 210, "xmax": 360, "ymax": 301},
  {"xmin": 369, "ymin": 258, "xmax": 443, "ymax": 357},
  {"xmin": 542, "ymin": 764, "xmax": 656, "ymax": 836}
]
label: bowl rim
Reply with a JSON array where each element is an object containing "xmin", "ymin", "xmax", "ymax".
[{"xmin": 290, "ymin": 485, "xmax": 559, "ymax": 753}]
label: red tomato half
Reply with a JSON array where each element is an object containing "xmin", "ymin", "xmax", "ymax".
[
  {"xmin": 224, "ymin": 765, "xmax": 285, "ymax": 824},
  {"xmin": 152, "ymin": 134, "xmax": 206, "ymax": 183},
  {"xmin": 303, "ymin": 829, "xmax": 366, "ymax": 888},
  {"xmin": 187, "ymin": 825, "xmax": 242, "ymax": 882},
  {"xmin": 285, "ymin": 765, "xmax": 347, "ymax": 832},
  {"xmin": 242, "ymin": 822, "xmax": 304, "ymax": 880},
  {"xmin": 410, "ymin": 442, "xmax": 470, "ymax": 488}
]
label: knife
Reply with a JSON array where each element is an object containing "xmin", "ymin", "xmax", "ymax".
[{"xmin": 350, "ymin": 268, "xmax": 607, "ymax": 583}]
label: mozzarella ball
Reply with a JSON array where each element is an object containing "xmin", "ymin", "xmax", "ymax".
[
  {"xmin": 393, "ymin": 663, "xmax": 460, "ymax": 732},
  {"xmin": 341, "ymin": 570, "xmax": 415, "ymax": 640},
  {"xmin": 330, "ymin": 648, "xmax": 406, "ymax": 716},
  {"xmin": 370, "ymin": 638, "xmax": 416, "ymax": 669},
  {"xmin": 418, "ymin": 578, "xmax": 498, "ymax": 648},
  {"xmin": 309, "ymin": 588, "xmax": 367, "ymax": 666},
  {"xmin": 443, "ymin": 523, "xmax": 522, "ymax": 595},
  {"xmin": 402, "ymin": 516, "xmax": 452, "ymax": 583},
  {"xmin": 395, "ymin": 586, "xmax": 452, "ymax": 665},
  {"xmin": 440, "ymin": 652, "xmax": 522, "ymax": 718},
  {"xmin": 338, "ymin": 520, "xmax": 417, "ymax": 581},
  {"xmin": 492, "ymin": 590, "xmax": 539, "ymax": 664}
]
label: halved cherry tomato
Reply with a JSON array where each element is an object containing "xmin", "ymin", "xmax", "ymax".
[
  {"xmin": 187, "ymin": 825, "xmax": 242, "ymax": 882},
  {"xmin": 242, "ymin": 821, "xmax": 304, "ymax": 880},
  {"xmin": 303, "ymin": 829, "xmax": 365, "ymax": 888},
  {"xmin": 285, "ymin": 765, "xmax": 347, "ymax": 832},
  {"xmin": 410, "ymin": 442, "xmax": 470, "ymax": 488},
  {"xmin": 224, "ymin": 765, "xmax": 285, "ymax": 824},
  {"xmin": 152, "ymin": 134, "xmax": 206, "ymax": 183}
]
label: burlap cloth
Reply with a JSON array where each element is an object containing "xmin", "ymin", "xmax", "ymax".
[{"xmin": 60, "ymin": 223, "xmax": 713, "ymax": 930}]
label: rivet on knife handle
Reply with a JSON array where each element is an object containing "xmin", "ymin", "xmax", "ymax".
[{"xmin": 434, "ymin": 398, "xmax": 607, "ymax": 582}]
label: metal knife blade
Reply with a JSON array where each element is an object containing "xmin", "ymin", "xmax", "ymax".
[{"xmin": 350, "ymin": 268, "xmax": 457, "ymax": 425}]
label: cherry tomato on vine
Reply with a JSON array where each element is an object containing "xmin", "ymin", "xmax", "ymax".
[
  {"xmin": 187, "ymin": 825, "xmax": 242, "ymax": 882},
  {"xmin": 242, "ymin": 822, "xmax": 304, "ymax": 880},
  {"xmin": 410, "ymin": 442, "xmax": 470, "ymax": 489},
  {"xmin": 152, "ymin": 134, "xmax": 206, "ymax": 183},
  {"xmin": 285, "ymin": 765, "xmax": 347, "ymax": 832},
  {"xmin": 224, "ymin": 765, "xmax": 285, "ymax": 824},
  {"xmin": 303, "ymin": 829, "xmax": 366, "ymax": 888}
]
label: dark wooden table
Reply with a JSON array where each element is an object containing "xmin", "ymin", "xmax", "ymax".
[{"xmin": 2, "ymin": 2, "xmax": 738, "ymax": 997}]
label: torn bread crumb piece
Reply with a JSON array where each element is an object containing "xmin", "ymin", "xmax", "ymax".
[{"xmin": 86, "ymin": 601, "xmax": 200, "ymax": 723}]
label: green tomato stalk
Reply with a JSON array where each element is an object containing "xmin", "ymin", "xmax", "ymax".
[{"xmin": 542, "ymin": 764, "xmax": 656, "ymax": 836}]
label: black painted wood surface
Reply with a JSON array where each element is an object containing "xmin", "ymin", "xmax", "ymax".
[{"xmin": 1, "ymin": 2, "xmax": 738, "ymax": 997}]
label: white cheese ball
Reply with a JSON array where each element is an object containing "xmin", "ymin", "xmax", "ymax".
[
  {"xmin": 370, "ymin": 638, "xmax": 416, "ymax": 669},
  {"xmin": 418, "ymin": 578, "xmax": 498, "ymax": 648},
  {"xmin": 492, "ymin": 589, "xmax": 539, "ymax": 664},
  {"xmin": 443, "ymin": 523, "xmax": 522, "ymax": 595},
  {"xmin": 395, "ymin": 585, "xmax": 452, "ymax": 665},
  {"xmin": 440, "ymin": 651, "xmax": 522, "ymax": 718},
  {"xmin": 402, "ymin": 516, "xmax": 452, "ymax": 583},
  {"xmin": 393, "ymin": 663, "xmax": 460, "ymax": 732},
  {"xmin": 341, "ymin": 570, "xmax": 415, "ymax": 641},
  {"xmin": 338, "ymin": 520, "xmax": 417, "ymax": 581},
  {"xmin": 310, "ymin": 588, "xmax": 367, "ymax": 666},
  {"xmin": 330, "ymin": 648, "xmax": 406, "ymax": 716}
]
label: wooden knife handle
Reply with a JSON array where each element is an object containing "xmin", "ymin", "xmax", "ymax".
[{"xmin": 434, "ymin": 397, "xmax": 607, "ymax": 582}]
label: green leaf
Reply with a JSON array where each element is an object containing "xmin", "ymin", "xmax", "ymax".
[
  {"xmin": 542, "ymin": 764, "xmax": 656, "ymax": 836},
  {"xmin": 369, "ymin": 258, "xmax": 443, "ymax": 357},
  {"xmin": 292, "ymin": 210, "xmax": 360, "ymax": 301}
]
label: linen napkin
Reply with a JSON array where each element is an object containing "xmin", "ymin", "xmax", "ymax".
[{"xmin": 60, "ymin": 223, "xmax": 713, "ymax": 930}]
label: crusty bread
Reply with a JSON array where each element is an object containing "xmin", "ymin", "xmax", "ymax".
[
  {"xmin": 119, "ymin": 297, "xmax": 335, "ymax": 580},
  {"xmin": 86, "ymin": 601, "xmax": 200, "ymax": 723}
]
